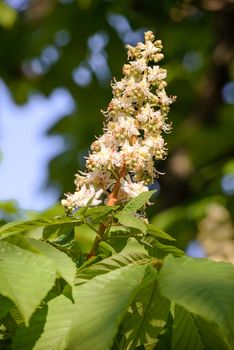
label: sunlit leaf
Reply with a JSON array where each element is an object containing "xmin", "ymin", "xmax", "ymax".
[
  {"xmin": 97, "ymin": 240, "xmax": 116, "ymax": 257},
  {"xmin": 28, "ymin": 239, "xmax": 76, "ymax": 287},
  {"xmin": 0, "ymin": 216, "xmax": 81, "ymax": 240},
  {"xmin": 120, "ymin": 280, "xmax": 170, "ymax": 349},
  {"xmin": 158, "ymin": 255, "xmax": 234, "ymax": 347},
  {"xmin": 86, "ymin": 206, "xmax": 118, "ymax": 223},
  {"xmin": 68, "ymin": 264, "xmax": 152, "ymax": 350},
  {"xmin": 115, "ymin": 213, "xmax": 147, "ymax": 234},
  {"xmin": 43, "ymin": 223, "xmax": 75, "ymax": 240},
  {"xmin": 76, "ymin": 250, "xmax": 150, "ymax": 284},
  {"xmin": 122, "ymin": 191, "xmax": 156, "ymax": 213},
  {"xmin": 172, "ymin": 305, "xmax": 230, "ymax": 350},
  {"xmin": 0, "ymin": 241, "xmax": 56, "ymax": 325},
  {"xmin": 12, "ymin": 305, "xmax": 48, "ymax": 350},
  {"xmin": 33, "ymin": 295, "xmax": 73, "ymax": 350},
  {"xmin": 140, "ymin": 236, "xmax": 184, "ymax": 258},
  {"xmin": 147, "ymin": 224, "xmax": 175, "ymax": 241},
  {"xmin": 74, "ymin": 224, "xmax": 96, "ymax": 253},
  {"xmin": 153, "ymin": 312, "xmax": 173, "ymax": 350}
]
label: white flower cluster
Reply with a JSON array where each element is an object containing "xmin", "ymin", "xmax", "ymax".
[{"xmin": 62, "ymin": 31, "xmax": 175, "ymax": 212}]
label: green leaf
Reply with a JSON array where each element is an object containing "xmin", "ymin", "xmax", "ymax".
[
  {"xmin": 5, "ymin": 234, "xmax": 42, "ymax": 254},
  {"xmin": 115, "ymin": 213, "xmax": 147, "ymax": 234},
  {"xmin": 172, "ymin": 305, "xmax": 230, "ymax": 350},
  {"xmin": 147, "ymin": 224, "xmax": 175, "ymax": 241},
  {"xmin": 122, "ymin": 191, "xmax": 156, "ymax": 213},
  {"xmin": 86, "ymin": 206, "xmax": 118, "ymax": 223},
  {"xmin": 120, "ymin": 280, "xmax": 170, "ymax": 349},
  {"xmin": 76, "ymin": 251, "xmax": 150, "ymax": 285},
  {"xmin": 158, "ymin": 255, "xmax": 234, "ymax": 347},
  {"xmin": 27, "ymin": 239, "xmax": 76, "ymax": 287},
  {"xmin": 68, "ymin": 264, "xmax": 151, "ymax": 350},
  {"xmin": 107, "ymin": 236, "xmax": 128, "ymax": 252},
  {"xmin": 43, "ymin": 223, "xmax": 75, "ymax": 240},
  {"xmin": 10, "ymin": 306, "xmax": 24, "ymax": 325},
  {"xmin": 4, "ymin": 234, "xmax": 76, "ymax": 288},
  {"xmin": 109, "ymin": 225, "xmax": 130, "ymax": 233},
  {"xmin": 107, "ymin": 226, "xmax": 130, "ymax": 252},
  {"xmin": 12, "ymin": 305, "xmax": 48, "ymax": 350},
  {"xmin": 97, "ymin": 241, "xmax": 116, "ymax": 257},
  {"xmin": 52, "ymin": 229, "xmax": 75, "ymax": 247},
  {"xmin": 0, "ymin": 296, "xmax": 12, "ymax": 319},
  {"xmin": 0, "ymin": 216, "xmax": 80, "ymax": 240},
  {"xmin": 154, "ymin": 312, "xmax": 173, "ymax": 350},
  {"xmin": 0, "ymin": 241, "xmax": 56, "ymax": 325},
  {"xmin": 33, "ymin": 295, "xmax": 73, "ymax": 350},
  {"xmin": 140, "ymin": 236, "xmax": 184, "ymax": 258},
  {"xmin": 74, "ymin": 224, "xmax": 96, "ymax": 253}
]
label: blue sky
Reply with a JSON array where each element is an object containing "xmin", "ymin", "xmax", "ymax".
[{"xmin": 0, "ymin": 80, "xmax": 75, "ymax": 211}]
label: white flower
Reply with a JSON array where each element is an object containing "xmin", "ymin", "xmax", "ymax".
[
  {"xmin": 120, "ymin": 178, "xmax": 148, "ymax": 199},
  {"xmin": 117, "ymin": 116, "xmax": 139, "ymax": 137},
  {"xmin": 62, "ymin": 31, "xmax": 175, "ymax": 210},
  {"xmin": 144, "ymin": 41, "xmax": 160, "ymax": 58},
  {"xmin": 108, "ymin": 97, "xmax": 134, "ymax": 114},
  {"xmin": 157, "ymin": 89, "xmax": 174, "ymax": 105},
  {"xmin": 148, "ymin": 66, "xmax": 167, "ymax": 83},
  {"xmin": 87, "ymin": 146, "xmax": 122, "ymax": 170},
  {"xmin": 75, "ymin": 170, "xmax": 115, "ymax": 190},
  {"xmin": 62, "ymin": 184, "xmax": 103, "ymax": 209},
  {"xmin": 136, "ymin": 104, "xmax": 154, "ymax": 123},
  {"xmin": 129, "ymin": 58, "xmax": 148, "ymax": 73}
]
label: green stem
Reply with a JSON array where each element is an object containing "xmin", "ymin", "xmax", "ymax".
[{"xmin": 88, "ymin": 222, "xmax": 107, "ymax": 259}]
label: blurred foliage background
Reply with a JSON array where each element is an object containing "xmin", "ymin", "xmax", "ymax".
[{"xmin": 0, "ymin": 0, "xmax": 234, "ymax": 257}]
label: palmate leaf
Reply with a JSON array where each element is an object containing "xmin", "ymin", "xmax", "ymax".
[
  {"xmin": 33, "ymin": 295, "xmax": 73, "ymax": 350},
  {"xmin": 27, "ymin": 239, "xmax": 77, "ymax": 287},
  {"xmin": 153, "ymin": 313, "xmax": 174, "ymax": 350},
  {"xmin": 172, "ymin": 305, "xmax": 230, "ymax": 350},
  {"xmin": 68, "ymin": 263, "xmax": 155, "ymax": 350},
  {"xmin": 11, "ymin": 306, "xmax": 25, "ymax": 325},
  {"xmin": 97, "ymin": 241, "xmax": 117, "ymax": 257},
  {"xmin": 158, "ymin": 255, "xmax": 234, "ymax": 347},
  {"xmin": 122, "ymin": 191, "xmax": 156, "ymax": 213},
  {"xmin": 74, "ymin": 223, "xmax": 96, "ymax": 253},
  {"xmin": 0, "ymin": 216, "xmax": 81, "ymax": 240},
  {"xmin": 11, "ymin": 305, "xmax": 48, "ymax": 350},
  {"xmin": 4, "ymin": 234, "xmax": 76, "ymax": 288},
  {"xmin": 140, "ymin": 236, "xmax": 184, "ymax": 258},
  {"xmin": 147, "ymin": 224, "xmax": 175, "ymax": 242},
  {"xmin": 0, "ymin": 241, "xmax": 57, "ymax": 325},
  {"xmin": 119, "ymin": 280, "xmax": 170, "ymax": 350},
  {"xmin": 85, "ymin": 205, "xmax": 119, "ymax": 223},
  {"xmin": 115, "ymin": 213, "xmax": 147, "ymax": 234},
  {"xmin": 0, "ymin": 296, "xmax": 13, "ymax": 319},
  {"xmin": 76, "ymin": 251, "xmax": 150, "ymax": 284},
  {"xmin": 12, "ymin": 296, "xmax": 73, "ymax": 350},
  {"xmin": 109, "ymin": 226, "xmax": 130, "ymax": 235},
  {"xmin": 5, "ymin": 234, "xmax": 42, "ymax": 254},
  {"xmin": 107, "ymin": 226, "xmax": 132, "ymax": 252},
  {"xmin": 107, "ymin": 236, "xmax": 128, "ymax": 252},
  {"xmin": 43, "ymin": 223, "xmax": 76, "ymax": 240}
]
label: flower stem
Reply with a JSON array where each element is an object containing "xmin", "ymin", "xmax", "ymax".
[{"xmin": 107, "ymin": 165, "xmax": 126, "ymax": 206}]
